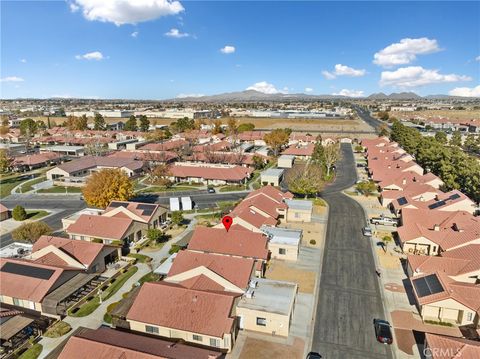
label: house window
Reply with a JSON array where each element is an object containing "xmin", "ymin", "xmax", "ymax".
[
  {"xmin": 256, "ymin": 317, "xmax": 267, "ymax": 326},
  {"xmin": 467, "ymin": 312, "xmax": 474, "ymax": 321},
  {"xmin": 145, "ymin": 325, "xmax": 159, "ymax": 334},
  {"xmin": 279, "ymin": 248, "xmax": 286, "ymax": 255},
  {"xmin": 13, "ymin": 298, "xmax": 20, "ymax": 306},
  {"xmin": 209, "ymin": 338, "xmax": 219, "ymax": 347},
  {"xmin": 432, "ymin": 246, "xmax": 437, "ymax": 253},
  {"xmin": 80, "ymin": 236, "xmax": 85, "ymax": 241},
  {"xmin": 192, "ymin": 334, "xmax": 203, "ymax": 341}
]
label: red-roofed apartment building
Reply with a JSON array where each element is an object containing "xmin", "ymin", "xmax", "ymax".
[
  {"xmin": 397, "ymin": 208, "xmax": 480, "ymax": 255},
  {"xmin": 127, "ymin": 281, "xmax": 238, "ymax": 352}
]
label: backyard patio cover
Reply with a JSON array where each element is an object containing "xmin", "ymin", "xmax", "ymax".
[{"xmin": 0, "ymin": 316, "xmax": 34, "ymax": 341}]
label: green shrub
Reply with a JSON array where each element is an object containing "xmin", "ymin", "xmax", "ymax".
[
  {"xmin": 12, "ymin": 221, "xmax": 51, "ymax": 242},
  {"xmin": 43, "ymin": 321, "xmax": 72, "ymax": 338},
  {"xmin": 424, "ymin": 320, "xmax": 454, "ymax": 327},
  {"xmin": 92, "ymin": 238, "xmax": 103, "ymax": 243},
  {"xmin": 168, "ymin": 244, "xmax": 182, "ymax": 255},
  {"xmin": 147, "ymin": 228, "xmax": 162, "ymax": 242},
  {"xmin": 12, "ymin": 205, "xmax": 27, "ymax": 221},
  {"xmin": 309, "ymin": 239, "xmax": 317, "ymax": 245},
  {"xmin": 18, "ymin": 343, "xmax": 43, "ymax": 359}
]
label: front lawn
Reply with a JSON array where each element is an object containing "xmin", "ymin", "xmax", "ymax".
[
  {"xmin": 139, "ymin": 186, "xmax": 198, "ymax": 193},
  {"xmin": 26, "ymin": 210, "xmax": 49, "ymax": 220},
  {"xmin": 43, "ymin": 321, "xmax": 72, "ymax": 338},
  {"xmin": 19, "ymin": 176, "xmax": 46, "ymax": 193},
  {"xmin": 138, "ymin": 271, "xmax": 161, "ymax": 284},
  {"xmin": 37, "ymin": 186, "xmax": 82, "ymax": 193},
  {"xmin": 219, "ymin": 184, "xmax": 246, "ymax": 192},
  {"xmin": 0, "ymin": 175, "xmax": 26, "ymax": 198},
  {"xmin": 18, "ymin": 344, "xmax": 43, "ymax": 359}
]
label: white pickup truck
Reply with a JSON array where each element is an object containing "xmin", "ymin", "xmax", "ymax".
[{"xmin": 370, "ymin": 216, "xmax": 398, "ymax": 227}]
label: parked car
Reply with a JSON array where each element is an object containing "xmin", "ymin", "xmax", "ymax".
[
  {"xmin": 362, "ymin": 226, "xmax": 373, "ymax": 237},
  {"xmin": 373, "ymin": 319, "xmax": 393, "ymax": 344},
  {"xmin": 306, "ymin": 352, "xmax": 322, "ymax": 359},
  {"xmin": 370, "ymin": 216, "xmax": 398, "ymax": 227},
  {"xmin": 207, "ymin": 187, "xmax": 216, "ymax": 193}
]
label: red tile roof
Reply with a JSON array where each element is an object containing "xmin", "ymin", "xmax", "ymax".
[
  {"xmin": 188, "ymin": 227, "xmax": 269, "ymax": 260},
  {"xmin": 13, "ymin": 152, "xmax": 61, "ymax": 167},
  {"xmin": 0, "ymin": 258, "xmax": 78, "ymax": 302},
  {"xmin": 282, "ymin": 143, "xmax": 315, "ymax": 157},
  {"xmin": 104, "ymin": 201, "xmax": 164, "ymax": 223},
  {"xmin": 56, "ymin": 156, "xmax": 144, "ymax": 174},
  {"xmin": 58, "ymin": 327, "xmax": 223, "ymax": 359},
  {"xmin": 168, "ymin": 250, "xmax": 254, "ymax": 289},
  {"xmin": 169, "ymin": 164, "xmax": 253, "ymax": 182},
  {"xmin": 127, "ymin": 281, "xmax": 238, "ymax": 337},
  {"xmin": 67, "ymin": 215, "xmax": 133, "ymax": 240},
  {"xmin": 0, "ymin": 203, "xmax": 8, "ymax": 214},
  {"xmin": 108, "ymin": 150, "xmax": 177, "ymax": 163},
  {"xmin": 425, "ymin": 333, "xmax": 480, "ymax": 359},
  {"xmin": 33, "ymin": 235, "xmax": 114, "ymax": 268},
  {"xmin": 140, "ymin": 140, "xmax": 188, "ymax": 151}
]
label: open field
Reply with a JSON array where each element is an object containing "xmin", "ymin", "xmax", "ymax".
[
  {"xmin": 394, "ymin": 109, "xmax": 480, "ymax": 122},
  {"xmin": 31, "ymin": 115, "xmax": 373, "ymax": 133}
]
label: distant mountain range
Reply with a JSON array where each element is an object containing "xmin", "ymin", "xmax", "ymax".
[{"xmin": 169, "ymin": 90, "xmax": 473, "ymax": 102}]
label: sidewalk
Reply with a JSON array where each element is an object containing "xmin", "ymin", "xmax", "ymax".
[{"xmin": 37, "ymin": 263, "xmax": 150, "ymax": 359}]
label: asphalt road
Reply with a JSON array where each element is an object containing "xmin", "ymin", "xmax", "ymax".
[
  {"xmin": 0, "ymin": 191, "xmax": 248, "ymax": 248},
  {"xmin": 353, "ymin": 105, "xmax": 386, "ymax": 133},
  {"xmin": 312, "ymin": 143, "xmax": 393, "ymax": 359}
]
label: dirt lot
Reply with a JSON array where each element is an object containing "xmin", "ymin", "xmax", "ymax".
[
  {"xmin": 280, "ymin": 220, "xmax": 324, "ymax": 248},
  {"xmin": 395, "ymin": 109, "xmax": 480, "ymax": 122},
  {"xmin": 265, "ymin": 260, "xmax": 315, "ymax": 293},
  {"xmin": 239, "ymin": 336, "xmax": 305, "ymax": 359},
  {"xmin": 375, "ymin": 248, "xmax": 402, "ymax": 270},
  {"xmin": 33, "ymin": 115, "xmax": 372, "ymax": 133}
]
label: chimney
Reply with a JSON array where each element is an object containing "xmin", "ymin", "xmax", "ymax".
[
  {"xmin": 433, "ymin": 224, "xmax": 440, "ymax": 231},
  {"xmin": 402, "ymin": 178, "xmax": 407, "ymax": 185}
]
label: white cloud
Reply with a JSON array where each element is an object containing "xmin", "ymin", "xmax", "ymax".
[
  {"xmin": 220, "ymin": 45, "xmax": 235, "ymax": 54},
  {"xmin": 246, "ymin": 81, "xmax": 287, "ymax": 94},
  {"xmin": 75, "ymin": 51, "xmax": 105, "ymax": 60},
  {"xmin": 164, "ymin": 28, "xmax": 189, "ymax": 38},
  {"xmin": 380, "ymin": 66, "xmax": 472, "ymax": 88},
  {"xmin": 332, "ymin": 89, "xmax": 364, "ymax": 97},
  {"xmin": 176, "ymin": 93, "xmax": 205, "ymax": 98},
  {"xmin": 476, "ymin": 56, "xmax": 480, "ymax": 61},
  {"xmin": 1, "ymin": 76, "xmax": 25, "ymax": 82},
  {"xmin": 373, "ymin": 37, "xmax": 441, "ymax": 67},
  {"xmin": 448, "ymin": 85, "xmax": 480, "ymax": 97},
  {"xmin": 304, "ymin": 87, "xmax": 313, "ymax": 93},
  {"xmin": 70, "ymin": 0, "xmax": 184, "ymax": 26},
  {"xmin": 322, "ymin": 64, "xmax": 366, "ymax": 79},
  {"xmin": 131, "ymin": 31, "xmax": 139, "ymax": 38},
  {"xmin": 20, "ymin": 59, "xmax": 27, "ymax": 63}
]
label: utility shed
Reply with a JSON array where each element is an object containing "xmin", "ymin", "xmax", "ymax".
[
  {"xmin": 260, "ymin": 168, "xmax": 284, "ymax": 187},
  {"xmin": 261, "ymin": 226, "xmax": 302, "ymax": 261},
  {"xmin": 277, "ymin": 155, "xmax": 294, "ymax": 169},
  {"xmin": 285, "ymin": 199, "xmax": 312, "ymax": 223},
  {"xmin": 236, "ymin": 278, "xmax": 297, "ymax": 337}
]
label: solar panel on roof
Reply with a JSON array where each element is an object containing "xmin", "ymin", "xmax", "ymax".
[
  {"xmin": 137, "ymin": 204, "xmax": 156, "ymax": 210},
  {"xmin": 397, "ymin": 197, "xmax": 408, "ymax": 205},
  {"xmin": 109, "ymin": 201, "xmax": 127, "ymax": 208},
  {"xmin": 428, "ymin": 200, "xmax": 446, "ymax": 210},
  {"xmin": 412, "ymin": 274, "xmax": 444, "ymax": 298},
  {"xmin": 449, "ymin": 193, "xmax": 461, "ymax": 200},
  {"xmin": 142, "ymin": 209, "xmax": 155, "ymax": 216},
  {"xmin": 1, "ymin": 262, "xmax": 55, "ymax": 280}
]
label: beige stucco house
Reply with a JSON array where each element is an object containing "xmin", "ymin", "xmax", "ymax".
[{"xmin": 285, "ymin": 199, "xmax": 312, "ymax": 223}]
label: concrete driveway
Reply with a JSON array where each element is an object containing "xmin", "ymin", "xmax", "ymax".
[{"xmin": 311, "ymin": 143, "xmax": 393, "ymax": 359}]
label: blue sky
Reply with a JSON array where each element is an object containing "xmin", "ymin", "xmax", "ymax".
[{"xmin": 1, "ymin": 1, "xmax": 479, "ymax": 99}]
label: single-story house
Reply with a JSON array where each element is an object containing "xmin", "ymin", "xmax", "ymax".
[
  {"xmin": 168, "ymin": 162, "xmax": 253, "ymax": 185},
  {"xmin": 12, "ymin": 152, "xmax": 63, "ymax": 172},
  {"xmin": 40, "ymin": 145, "xmax": 85, "ymax": 157},
  {"xmin": 127, "ymin": 281, "xmax": 239, "ymax": 352},
  {"xmin": 57, "ymin": 327, "xmax": 223, "ymax": 359},
  {"xmin": 260, "ymin": 168, "xmax": 284, "ymax": 187},
  {"xmin": 31, "ymin": 236, "xmax": 119, "ymax": 273},
  {"xmin": 236, "ymin": 278, "xmax": 297, "ymax": 337},
  {"xmin": 410, "ymin": 271, "xmax": 480, "ymax": 326},
  {"xmin": 285, "ymin": 199, "xmax": 312, "ymax": 222},
  {"xmin": 103, "ymin": 201, "xmax": 168, "ymax": 229},
  {"xmin": 261, "ymin": 226, "xmax": 302, "ymax": 261},
  {"xmin": 282, "ymin": 143, "xmax": 315, "ymax": 160}
]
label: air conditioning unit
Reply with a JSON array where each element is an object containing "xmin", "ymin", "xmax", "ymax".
[
  {"xmin": 245, "ymin": 288, "xmax": 254, "ymax": 299},
  {"xmin": 249, "ymin": 280, "xmax": 258, "ymax": 289}
]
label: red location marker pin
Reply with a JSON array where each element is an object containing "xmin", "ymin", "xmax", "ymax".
[{"xmin": 222, "ymin": 216, "xmax": 233, "ymax": 232}]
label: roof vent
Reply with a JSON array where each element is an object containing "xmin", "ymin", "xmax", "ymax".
[
  {"xmin": 245, "ymin": 288, "xmax": 254, "ymax": 299},
  {"xmin": 433, "ymin": 224, "xmax": 440, "ymax": 231},
  {"xmin": 249, "ymin": 279, "xmax": 258, "ymax": 289}
]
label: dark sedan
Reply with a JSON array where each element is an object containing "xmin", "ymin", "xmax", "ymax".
[{"xmin": 373, "ymin": 319, "xmax": 393, "ymax": 344}]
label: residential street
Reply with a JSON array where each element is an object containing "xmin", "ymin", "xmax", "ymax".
[{"xmin": 311, "ymin": 143, "xmax": 394, "ymax": 359}]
